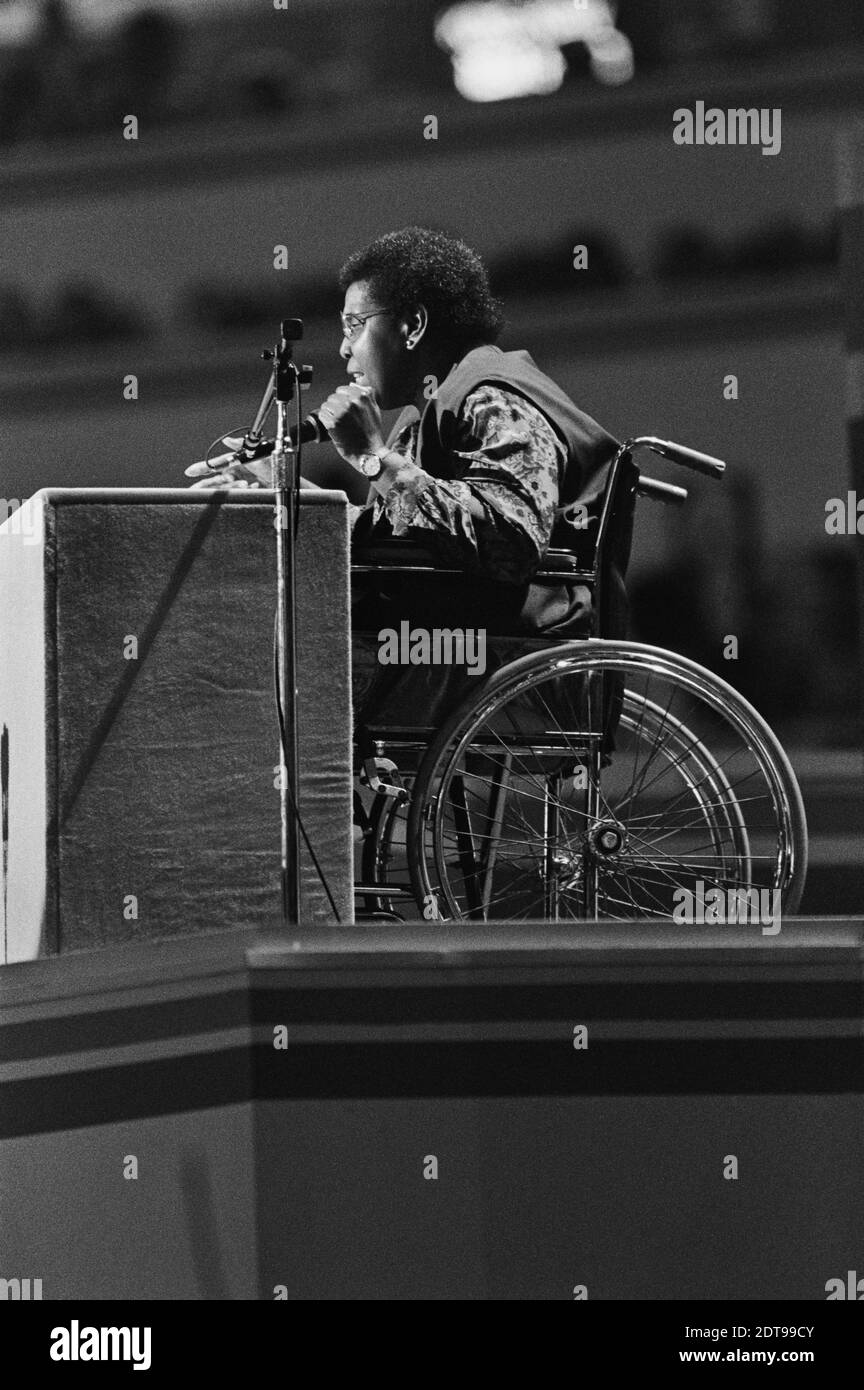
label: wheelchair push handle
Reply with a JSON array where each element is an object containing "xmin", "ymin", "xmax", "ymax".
[
  {"xmin": 636, "ymin": 475, "xmax": 688, "ymax": 506},
  {"xmin": 631, "ymin": 436, "xmax": 726, "ymax": 479}
]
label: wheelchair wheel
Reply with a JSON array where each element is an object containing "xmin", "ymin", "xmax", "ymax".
[{"xmin": 405, "ymin": 641, "xmax": 808, "ymax": 922}]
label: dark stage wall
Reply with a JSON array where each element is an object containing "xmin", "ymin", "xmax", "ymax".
[{"xmin": 1, "ymin": 923, "xmax": 861, "ymax": 1300}]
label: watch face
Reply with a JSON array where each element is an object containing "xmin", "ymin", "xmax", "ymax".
[{"xmin": 360, "ymin": 453, "xmax": 383, "ymax": 478}]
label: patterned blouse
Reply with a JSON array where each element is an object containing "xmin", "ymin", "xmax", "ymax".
[{"xmin": 350, "ymin": 384, "xmax": 566, "ymax": 585}]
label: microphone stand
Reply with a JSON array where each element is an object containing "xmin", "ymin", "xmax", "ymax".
[{"xmin": 267, "ymin": 318, "xmax": 307, "ymax": 928}]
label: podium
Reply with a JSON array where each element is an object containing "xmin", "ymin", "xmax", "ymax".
[{"xmin": 0, "ymin": 489, "xmax": 354, "ymax": 961}]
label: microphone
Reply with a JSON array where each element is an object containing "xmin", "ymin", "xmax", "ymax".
[{"xmin": 229, "ymin": 412, "xmax": 328, "ymax": 465}]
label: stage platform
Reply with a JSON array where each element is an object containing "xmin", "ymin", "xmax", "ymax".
[{"xmin": 1, "ymin": 918, "xmax": 861, "ymax": 1300}]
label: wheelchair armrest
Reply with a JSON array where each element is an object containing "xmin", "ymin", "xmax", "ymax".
[
  {"xmin": 352, "ymin": 540, "xmax": 451, "ymax": 572},
  {"xmin": 537, "ymin": 549, "xmax": 594, "ymax": 577},
  {"xmin": 351, "ymin": 539, "xmax": 593, "ymax": 581}
]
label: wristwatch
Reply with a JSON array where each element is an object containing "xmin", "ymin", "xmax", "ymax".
[{"xmin": 357, "ymin": 445, "xmax": 390, "ymax": 479}]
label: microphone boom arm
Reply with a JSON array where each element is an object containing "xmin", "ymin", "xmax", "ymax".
[{"xmin": 234, "ymin": 368, "xmax": 277, "ymax": 462}]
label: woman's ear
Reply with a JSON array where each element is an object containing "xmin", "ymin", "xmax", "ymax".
[{"xmin": 404, "ymin": 304, "xmax": 428, "ymax": 350}]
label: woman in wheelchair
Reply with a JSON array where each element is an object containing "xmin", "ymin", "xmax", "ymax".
[
  {"xmin": 191, "ymin": 227, "xmax": 807, "ymax": 924},
  {"xmin": 324, "ymin": 227, "xmax": 625, "ymax": 729}
]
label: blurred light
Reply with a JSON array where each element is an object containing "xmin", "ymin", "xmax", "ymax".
[
  {"xmin": 588, "ymin": 26, "xmax": 634, "ymax": 85},
  {"xmin": 451, "ymin": 38, "xmax": 566, "ymax": 101},
  {"xmin": 435, "ymin": 0, "xmax": 634, "ymax": 101},
  {"xmin": 0, "ymin": 1, "xmax": 40, "ymax": 47}
]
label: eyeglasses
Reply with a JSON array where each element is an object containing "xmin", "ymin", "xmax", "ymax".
[{"xmin": 340, "ymin": 308, "xmax": 394, "ymax": 342}]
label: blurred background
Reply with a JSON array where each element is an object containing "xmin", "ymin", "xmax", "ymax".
[{"xmin": 1, "ymin": 0, "xmax": 863, "ymax": 905}]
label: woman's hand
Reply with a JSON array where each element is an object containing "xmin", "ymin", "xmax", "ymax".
[
  {"xmin": 185, "ymin": 438, "xmax": 269, "ymax": 489},
  {"xmin": 184, "ymin": 438, "xmax": 322, "ymax": 490},
  {"xmin": 317, "ymin": 383, "xmax": 385, "ymax": 466}
]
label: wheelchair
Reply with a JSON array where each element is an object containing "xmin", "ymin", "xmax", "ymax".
[{"xmin": 350, "ymin": 436, "xmax": 808, "ymax": 923}]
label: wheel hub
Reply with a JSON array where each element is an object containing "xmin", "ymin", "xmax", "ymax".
[{"xmin": 587, "ymin": 818, "xmax": 627, "ymax": 859}]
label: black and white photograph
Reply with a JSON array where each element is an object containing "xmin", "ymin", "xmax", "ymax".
[{"xmin": 0, "ymin": 0, "xmax": 862, "ymax": 1339}]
